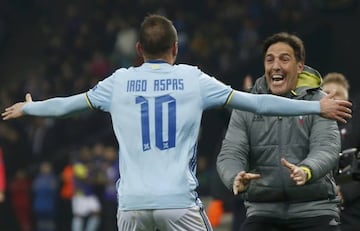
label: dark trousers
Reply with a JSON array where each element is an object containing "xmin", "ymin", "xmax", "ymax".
[{"xmin": 240, "ymin": 215, "xmax": 341, "ymax": 231}]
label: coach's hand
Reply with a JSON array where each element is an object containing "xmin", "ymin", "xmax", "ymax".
[
  {"xmin": 319, "ymin": 90, "xmax": 352, "ymax": 123},
  {"xmin": 281, "ymin": 158, "xmax": 308, "ymax": 186},
  {"xmin": 233, "ymin": 171, "xmax": 261, "ymax": 195},
  {"xmin": 2, "ymin": 93, "xmax": 33, "ymax": 120}
]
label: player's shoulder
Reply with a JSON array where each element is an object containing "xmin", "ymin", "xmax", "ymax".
[
  {"xmin": 174, "ymin": 63, "xmax": 201, "ymax": 71},
  {"xmin": 104, "ymin": 67, "xmax": 137, "ymax": 81},
  {"xmin": 173, "ymin": 63, "xmax": 203, "ymax": 76},
  {"xmin": 112, "ymin": 67, "xmax": 133, "ymax": 75}
]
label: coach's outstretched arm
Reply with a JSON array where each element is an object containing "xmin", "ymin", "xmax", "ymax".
[{"xmin": 227, "ymin": 89, "xmax": 352, "ymax": 123}]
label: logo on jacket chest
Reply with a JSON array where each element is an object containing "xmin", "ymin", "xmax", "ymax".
[{"xmin": 252, "ymin": 115, "xmax": 264, "ymax": 121}]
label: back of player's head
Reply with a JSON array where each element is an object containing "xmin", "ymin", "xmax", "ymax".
[{"xmin": 139, "ymin": 14, "xmax": 178, "ymax": 57}]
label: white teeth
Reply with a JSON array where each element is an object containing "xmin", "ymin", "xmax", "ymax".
[{"xmin": 272, "ymin": 74, "xmax": 283, "ymax": 80}]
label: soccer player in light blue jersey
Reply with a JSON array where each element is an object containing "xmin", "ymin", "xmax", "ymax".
[{"xmin": 2, "ymin": 15, "xmax": 352, "ymax": 231}]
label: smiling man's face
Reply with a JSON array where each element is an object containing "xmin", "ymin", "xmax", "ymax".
[{"xmin": 264, "ymin": 42, "xmax": 304, "ymax": 96}]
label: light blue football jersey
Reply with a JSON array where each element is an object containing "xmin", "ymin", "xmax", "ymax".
[{"xmin": 86, "ymin": 61, "xmax": 232, "ymax": 210}]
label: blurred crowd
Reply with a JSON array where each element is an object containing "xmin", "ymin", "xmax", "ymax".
[
  {"xmin": 1, "ymin": 142, "xmax": 119, "ymax": 231},
  {"xmin": 0, "ymin": 0, "xmax": 359, "ymax": 230}
]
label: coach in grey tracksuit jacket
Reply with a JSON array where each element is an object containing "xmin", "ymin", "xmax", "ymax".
[{"xmin": 217, "ymin": 66, "xmax": 341, "ymax": 219}]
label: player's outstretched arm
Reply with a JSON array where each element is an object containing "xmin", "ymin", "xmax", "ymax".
[
  {"xmin": 2, "ymin": 93, "xmax": 90, "ymax": 120},
  {"xmin": 227, "ymin": 90, "xmax": 352, "ymax": 123}
]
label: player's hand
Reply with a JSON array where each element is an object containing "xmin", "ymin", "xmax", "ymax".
[
  {"xmin": 233, "ymin": 171, "xmax": 261, "ymax": 195},
  {"xmin": 281, "ymin": 158, "xmax": 307, "ymax": 186},
  {"xmin": 319, "ymin": 90, "xmax": 352, "ymax": 123},
  {"xmin": 2, "ymin": 93, "xmax": 33, "ymax": 120}
]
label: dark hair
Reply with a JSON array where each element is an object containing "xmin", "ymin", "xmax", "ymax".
[
  {"xmin": 263, "ymin": 32, "xmax": 305, "ymax": 62},
  {"xmin": 139, "ymin": 14, "xmax": 178, "ymax": 57}
]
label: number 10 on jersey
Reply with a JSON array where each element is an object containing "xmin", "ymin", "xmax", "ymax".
[{"xmin": 136, "ymin": 95, "xmax": 176, "ymax": 151}]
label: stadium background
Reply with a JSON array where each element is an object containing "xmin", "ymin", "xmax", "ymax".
[{"xmin": 0, "ymin": 0, "xmax": 359, "ymax": 230}]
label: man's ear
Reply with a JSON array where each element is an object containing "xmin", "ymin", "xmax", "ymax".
[
  {"xmin": 136, "ymin": 42, "xmax": 143, "ymax": 57},
  {"xmin": 297, "ymin": 62, "xmax": 304, "ymax": 74},
  {"xmin": 172, "ymin": 42, "xmax": 178, "ymax": 57}
]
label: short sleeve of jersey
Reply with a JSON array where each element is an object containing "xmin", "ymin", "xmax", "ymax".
[
  {"xmin": 86, "ymin": 71, "xmax": 118, "ymax": 112},
  {"xmin": 198, "ymin": 72, "xmax": 232, "ymax": 109}
]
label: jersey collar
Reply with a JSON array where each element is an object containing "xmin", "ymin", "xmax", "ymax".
[{"xmin": 145, "ymin": 60, "xmax": 168, "ymax": 64}]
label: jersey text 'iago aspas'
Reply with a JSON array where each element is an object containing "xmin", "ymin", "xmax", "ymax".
[{"xmin": 127, "ymin": 78, "xmax": 184, "ymax": 92}]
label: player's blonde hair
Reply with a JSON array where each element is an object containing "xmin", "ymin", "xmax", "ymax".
[
  {"xmin": 322, "ymin": 72, "xmax": 350, "ymax": 100},
  {"xmin": 322, "ymin": 72, "xmax": 349, "ymax": 91}
]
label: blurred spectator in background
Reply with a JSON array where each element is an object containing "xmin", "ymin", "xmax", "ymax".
[
  {"xmin": 111, "ymin": 20, "xmax": 138, "ymax": 67},
  {"xmin": 9, "ymin": 169, "xmax": 33, "ymax": 231},
  {"xmin": 0, "ymin": 147, "xmax": 5, "ymax": 203},
  {"xmin": 101, "ymin": 145, "xmax": 119, "ymax": 231},
  {"xmin": 321, "ymin": 72, "xmax": 356, "ymax": 149},
  {"xmin": 237, "ymin": 19, "xmax": 260, "ymax": 64},
  {"xmin": 58, "ymin": 157, "xmax": 74, "ymax": 231},
  {"xmin": 0, "ymin": 147, "xmax": 6, "ymax": 229},
  {"xmin": 27, "ymin": 118, "xmax": 55, "ymax": 163},
  {"xmin": 322, "ymin": 72, "xmax": 349, "ymax": 100},
  {"xmin": 242, "ymin": 74, "xmax": 253, "ymax": 92},
  {"xmin": 206, "ymin": 169, "xmax": 233, "ymax": 228},
  {"xmin": 322, "ymin": 72, "xmax": 360, "ymax": 231},
  {"xmin": 32, "ymin": 161, "xmax": 58, "ymax": 231},
  {"xmin": 72, "ymin": 145, "xmax": 101, "ymax": 231},
  {"xmin": 91, "ymin": 143, "xmax": 107, "ymax": 200},
  {"xmin": 88, "ymin": 51, "xmax": 112, "ymax": 80}
]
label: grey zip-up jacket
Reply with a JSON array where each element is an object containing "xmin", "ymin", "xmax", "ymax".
[{"xmin": 217, "ymin": 66, "xmax": 341, "ymax": 218}]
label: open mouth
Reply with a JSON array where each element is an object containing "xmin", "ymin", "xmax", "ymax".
[
  {"xmin": 271, "ymin": 74, "xmax": 285, "ymax": 85},
  {"xmin": 272, "ymin": 74, "xmax": 284, "ymax": 81}
]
